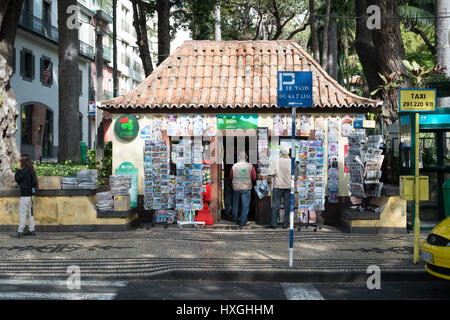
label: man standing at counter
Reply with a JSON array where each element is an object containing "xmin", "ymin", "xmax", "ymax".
[
  {"xmin": 230, "ymin": 152, "xmax": 256, "ymax": 227},
  {"xmin": 267, "ymin": 147, "xmax": 292, "ymax": 229}
]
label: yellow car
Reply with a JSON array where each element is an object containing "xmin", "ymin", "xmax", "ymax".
[{"xmin": 421, "ymin": 217, "xmax": 450, "ymax": 280}]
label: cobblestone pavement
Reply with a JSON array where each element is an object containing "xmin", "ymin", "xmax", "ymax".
[{"xmin": 0, "ymin": 224, "xmax": 428, "ymax": 280}]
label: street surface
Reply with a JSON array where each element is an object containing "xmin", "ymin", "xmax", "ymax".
[
  {"xmin": 0, "ymin": 278, "xmax": 448, "ymax": 300},
  {"xmin": 0, "ymin": 225, "xmax": 448, "ymax": 301}
]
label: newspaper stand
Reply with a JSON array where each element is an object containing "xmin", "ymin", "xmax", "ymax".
[
  {"xmin": 177, "ymin": 211, "xmax": 205, "ymax": 230},
  {"xmin": 297, "ymin": 215, "xmax": 323, "ymax": 232}
]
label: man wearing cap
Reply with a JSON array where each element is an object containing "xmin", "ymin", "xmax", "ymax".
[
  {"xmin": 267, "ymin": 146, "xmax": 292, "ymax": 229},
  {"xmin": 230, "ymin": 152, "xmax": 256, "ymax": 227}
]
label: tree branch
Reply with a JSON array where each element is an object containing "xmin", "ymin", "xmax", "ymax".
[
  {"xmin": 410, "ymin": 26, "xmax": 435, "ymax": 54},
  {"xmin": 287, "ymin": 19, "xmax": 309, "ymax": 40}
]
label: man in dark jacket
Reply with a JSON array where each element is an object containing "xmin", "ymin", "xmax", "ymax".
[{"xmin": 10, "ymin": 154, "xmax": 37, "ymax": 238}]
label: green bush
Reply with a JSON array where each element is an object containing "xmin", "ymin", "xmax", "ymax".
[{"xmin": 34, "ymin": 160, "xmax": 87, "ymax": 177}]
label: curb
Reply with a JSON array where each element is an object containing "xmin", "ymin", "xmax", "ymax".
[{"xmin": 142, "ymin": 270, "xmax": 432, "ymax": 283}]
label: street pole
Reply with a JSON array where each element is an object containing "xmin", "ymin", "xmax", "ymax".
[
  {"xmin": 289, "ymin": 107, "xmax": 296, "ymax": 268},
  {"xmin": 413, "ymin": 112, "xmax": 420, "ymax": 264},
  {"xmin": 113, "ymin": 0, "xmax": 118, "ymax": 97}
]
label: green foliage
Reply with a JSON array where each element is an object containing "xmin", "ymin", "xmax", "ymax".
[
  {"xmin": 398, "ymin": 5, "xmax": 435, "ymax": 28},
  {"xmin": 370, "ymin": 72, "xmax": 404, "ymax": 97},
  {"xmin": 34, "ymin": 161, "xmax": 87, "ymax": 177},
  {"xmin": 99, "ymin": 142, "xmax": 112, "ymax": 182},
  {"xmin": 85, "ymin": 142, "xmax": 112, "ymax": 185},
  {"xmin": 87, "ymin": 148, "xmax": 99, "ymax": 170},
  {"xmin": 402, "ymin": 60, "xmax": 450, "ymax": 87}
]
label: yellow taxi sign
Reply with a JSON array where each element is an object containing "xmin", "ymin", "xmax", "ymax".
[{"xmin": 399, "ymin": 89, "xmax": 436, "ymax": 112}]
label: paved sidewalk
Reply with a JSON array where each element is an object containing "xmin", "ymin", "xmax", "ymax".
[{"xmin": 0, "ymin": 222, "xmax": 430, "ymax": 282}]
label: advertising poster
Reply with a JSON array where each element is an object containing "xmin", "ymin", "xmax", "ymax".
[
  {"xmin": 180, "ymin": 115, "xmax": 191, "ymax": 136},
  {"xmin": 207, "ymin": 115, "xmax": 217, "ymax": 136},
  {"xmin": 193, "ymin": 114, "xmax": 204, "ymax": 136},
  {"xmin": 151, "ymin": 117, "xmax": 163, "ymax": 140},
  {"xmin": 314, "ymin": 117, "xmax": 325, "ymax": 141},
  {"xmin": 273, "ymin": 114, "xmax": 285, "ymax": 136},
  {"xmin": 341, "ymin": 115, "xmax": 353, "ymax": 137},
  {"xmin": 300, "ymin": 115, "xmax": 311, "ymax": 136},
  {"xmin": 167, "ymin": 115, "xmax": 178, "ymax": 136}
]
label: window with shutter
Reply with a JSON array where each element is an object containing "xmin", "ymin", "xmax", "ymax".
[
  {"xmin": 21, "ymin": 48, "xmax": 34, "ymax": 81},
  {"xmin": 41, "ymin": 56, "xmax": 52, "ymax": 87}
]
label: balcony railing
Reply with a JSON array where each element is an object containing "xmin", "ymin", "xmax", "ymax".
[
  {"xmin": 19, "ymin": 13, "xmax": 58, "ymax": 43},
  {"xmin": 103, "ymin": 46, "xmax": 112, "ymax": 62},
  {"xmin": 19, "ymin": 13, "xmax": 95, "ymax": 62},
  {"xmin": 79, "ymin": 40, "xmax": 95, "ymax": 61}
]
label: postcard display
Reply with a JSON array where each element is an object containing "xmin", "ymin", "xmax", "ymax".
[
  {"xmin": 346, "ymin": 133, "xmax": 384, "ymax": 202},
  {"xmin": 143, "ymin": 140, "xmax": 177, "ymax": 224},
  {"xmin": 327, "ymin": 117, "xmax": 339, "ymax": 204},
  {"xmin": 295, "ymin": 141, "xmax": 326, "ymax": 225}
]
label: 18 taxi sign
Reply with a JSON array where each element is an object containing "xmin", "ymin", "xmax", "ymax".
[
  {"xmin": 277, "ymin": 71, "xmax": 313, "ymax": 107},
  {"xmin": 399, "ymin": 89, "xmax": 437, "ymax": 112}
]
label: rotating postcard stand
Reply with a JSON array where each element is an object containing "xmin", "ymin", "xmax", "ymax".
[
  {"xmin": 177, "ymin": 210, "xmax": 205, "ymax": 230},
  {"xmin": 174, "ymin": 138, "xmax": 206, "ymax": 230},
  {"xmin": 295, "ymin": 140, "xmax": 325, "ymax": 232},
  {"xmin": 346, "ymin": 132, "xmax": 384, "ymax": 213}
]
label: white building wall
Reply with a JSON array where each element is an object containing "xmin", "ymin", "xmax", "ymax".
[{"xmin": 12, "ymin": 0, "xmax": 92, "ymax": 159}]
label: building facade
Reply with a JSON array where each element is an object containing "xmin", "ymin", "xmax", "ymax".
[{"xmin": 12, "ymin": 0, "xmax": 190, "ymax": 160}]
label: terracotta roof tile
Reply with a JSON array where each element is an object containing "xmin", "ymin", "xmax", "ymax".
[{"xmin": 100, "ymin": 40, "xmax": 382, "ymax": 111}]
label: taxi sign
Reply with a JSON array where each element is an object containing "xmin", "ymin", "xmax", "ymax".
[
  {"xmin": 399, "ymin": 89, "xmax": 436, "ymax": 112},
  {"xmin": 277, "ymin": 71, "xmax": 313, "ymax": 107}
]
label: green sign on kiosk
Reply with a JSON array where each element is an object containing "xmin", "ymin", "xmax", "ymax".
[
  {"xmin": 114, "ymin": 115, "xmax": 139, "ymax": 141},
  {"xmin": 115, "ymin": 162, "xmax": 138, "ymax": 208}
]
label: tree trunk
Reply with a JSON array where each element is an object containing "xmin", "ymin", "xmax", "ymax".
[
  {"xmin": 327, "ymin": 17, "xmax": 338, "ymax": 80},
  {"xmin": 58, "ymin": 0, "xmax": 81, "ymax": 162},
  {"xmin": 321, "ymin": 0, "xmax": 331, "ymax": 68},
  {"xmin": 131, "ymin": 0, "xmax": 154, "ymax": 77},
  {"xmin": 0, "ymin": 0, "xmax": 23, "ymax": 188},
  {"xmin": 435, "ymin": 0, "xmax": 450, "ymax": 108},
  {"xmin": 354, "ymin": 0, "xmax": 382, "ymax": 93},
  {"xmin": 368, "ymin": 0, "xmax": 410, "ymax": 123},
  {"xmin": 157, "ymin": 0, "xmax": 170, "ymax": 66},
  {"xmin": 215, "ymin": 3, "xmax": 221, "ymax": 41},
  {"xmin": 309, "ymin": 0, "xmax": 320, "ymax": 63}
]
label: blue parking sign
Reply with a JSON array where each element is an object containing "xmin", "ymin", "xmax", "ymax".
[{"xmin": 277, "ymin": 71, "xmax": 313, "ymax": 107}]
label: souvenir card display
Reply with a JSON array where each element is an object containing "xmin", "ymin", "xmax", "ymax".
[
  {"xmin": 341, "ymin": 115, "xmax": 353, "ymax": 137},
  {"xmin": 314, "ymin": 117, "xmax": 326, "ymax": 141},
  {"xmin": 206, "ymin": 115, "xmax": 217, "ymax": 136},
  {"xmin": 174, "ymin": 139, "xmax": 205, "ymax": 215},
  {"xmin": 193, "ymin": 114, "xmax": 204, "ymax": 136},
  {"xmin": 257, "ymin": 128, "xmax": 269, "ymax": 176},
  {"xmin": 167, "ymin": 115, "xmax": 178, "ymax": 136},
  {"xmin": 151, "ymin": 117, "xmax": 163, "ymax": 140},
  {"xmin": 299, "ymin": 115, "xmax": 311, "ymax": 137},
  {"xmin": 295, "ymin": 140, "xmax": 326, "ymax": 224},
  {"xmin": 179, "ymin": 115, "xmax": 192, "ymax": 136},
  {"xmin": 327, "ymin": 117, "xmax": 339, "ymax": 203},
  {"xmin": 143, "ymin": 140, "xmax": 177, "ymax": 224},
  {"xmin": 273, "ymin": 114, "xmax": 285, "ymax": 136},
  {"xmin": 346, "ymin": 132, "xmax": 384, "ymax": 198}
]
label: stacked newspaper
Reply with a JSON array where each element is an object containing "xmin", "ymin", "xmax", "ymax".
[
  {"xmin": 77, "ymin": 169, "xmax": 98, "ymax": 189},
  {"xmin": 346, "ymin": 134, "xmax": 384, "ymax": 198},
  {"xmin": 96, "ymin": 191, "xmax": 113, "ymax": 212},
  {"xmin": 110, "ymin": 175, "xmax": 132, "ymax": 196},
  {"xmin": 61, "ymin": 177, "xmax": 78, "ymax": 190}
]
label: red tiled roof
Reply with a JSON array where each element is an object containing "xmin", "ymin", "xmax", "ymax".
[{"xmin": 100, "ymin": 40, "xmax": 382, "ymax": 111}]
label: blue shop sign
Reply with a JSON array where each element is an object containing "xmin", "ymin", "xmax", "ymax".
[{"xmin": 277, "ymin": 71, "xmax": 313, "ymax": 107}]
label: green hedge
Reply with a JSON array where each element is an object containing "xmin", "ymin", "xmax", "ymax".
[{"xmin": 34, "ymin": 160, "xmax": 87, "ymax": 177}]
